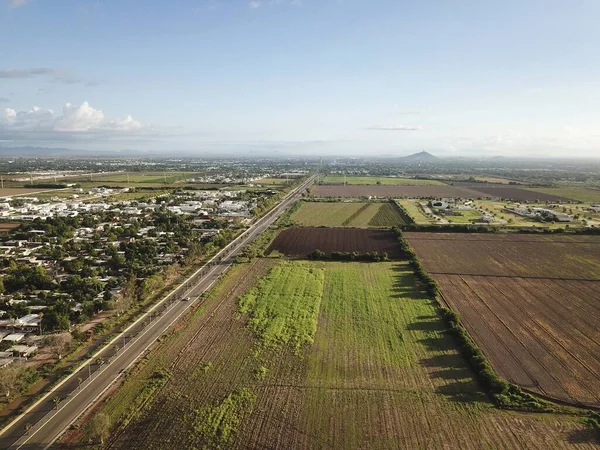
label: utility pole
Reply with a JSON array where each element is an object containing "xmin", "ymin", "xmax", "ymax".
[{"xmin": 1, "ymin": 176, "xmax": 3, "ymax": 189}]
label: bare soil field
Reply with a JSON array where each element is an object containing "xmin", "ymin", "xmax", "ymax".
[
  {"xmin": 0, "ymin": 222, "xmax": 20, "ymax": 232},
  {"xmin": 312, "ymin": 185, "xmax": 483, "ymax": 199},
  {"xmin": 404, "ymin": 233, "xmax": 600, "ymax": 279},
  {"xmin": 465, "ymin": 186, "xmax": 573, "ymax": 202},
  {"xmin": 59, "ymin": 260, "xmax": 598, "ymax": 449},
  {"xmin": 267, "ymin": 227, "xmax": 403, "ymax": 258},
  {"xmin": 406, "ymin": 232, "xmax": 600, "ymax": 408},
  {"xmin": 0, "ymin": 188, "xmax": 60, "ymax": 197}
]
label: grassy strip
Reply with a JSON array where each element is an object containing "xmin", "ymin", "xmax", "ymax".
[
  {"xmin": 341, "ymin": 203, "xmax": 371, "ymax": 226},
  {"xmin": 112, "ymin": 369, "xmax": 173, "ymax": 431},
  {"xmin": 393, "ymin": 227, "xmax": 554, "ymax": 411},
  {"xmin": 193, "ymin": 388, "xmax": 257, "ymax": 450}
]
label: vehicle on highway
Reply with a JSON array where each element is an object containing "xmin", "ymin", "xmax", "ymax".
[{"xmin": 182, "ymin": 296, "xmax": 191, "ymax": 301}]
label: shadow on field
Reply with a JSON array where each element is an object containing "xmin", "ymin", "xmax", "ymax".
[
  {"xmin": 390, "ymin": 269, "xmax": 426, "ymax": 300},
  {"xmin": 435, "ymin": 380, "xmax": 487, "ymax": 403},
  {"xmin": 567, "ymin": 427, "xmax": 600, "ymax": 445}
]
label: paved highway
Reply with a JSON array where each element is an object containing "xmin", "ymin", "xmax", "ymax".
[{"xmin": 0, "ymin": 175, "xmax": 316, "ymax": 450}]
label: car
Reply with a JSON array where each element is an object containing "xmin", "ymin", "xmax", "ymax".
[{"xmin": 182, "ymin": 296, "xmax": 191, "ymax": 301}]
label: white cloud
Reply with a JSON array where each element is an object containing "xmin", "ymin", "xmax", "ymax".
[
  {"xmin": 0, "ymin": 101, "xmax": 144, "ymax": 141},
  {"xmin": 365, "ymin": 125, "xmax": 421, "ymax": 131},
  {"xmin": 249, "ymin": 0, "xmax": 261, "ymax": 7}
]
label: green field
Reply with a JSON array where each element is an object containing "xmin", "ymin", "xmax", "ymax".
[
  {"xmin": 291, "ymin": 201, "xmax": 406, "ymax": 227},
  {"xmin": 69, "ymin": 259, "xmax": 592, "ymax": 449},
  {"xmin": 444, "ymin": 209, "xmax": 486, "ymax": 224},
  {"xmin": 70, "ymin": 171, "xmax": 200, "ymax": 184},
  {"xmin": 321, "ymin": 176, "xmax": 444, "ymax": 186},
  {"xmin": 397, "ymin": 199, "xmax": 439, "ymax": 224},
  {"xmin": 239, "ymin": 265, "xmax": 324, "ymax": 352},
  {"xmin": 523, "ymin": 187, "xmax": 600, "ymax": 203}
]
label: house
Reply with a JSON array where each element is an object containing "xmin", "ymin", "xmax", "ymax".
[
  {"xmin": 9, "ymin": 345, "xmax": 37, "ymax": 358},
  {"xmin": 430, "ymin": 201, "xmax": 449, "ymax": 210},
  {"xmin": 2, "ymin": 333, "xmax": 25, "ymax": 343}
]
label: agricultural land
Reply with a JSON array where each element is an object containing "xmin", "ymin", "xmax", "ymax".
[
  {"xmin": 58, "ymin": 258, "xmax": 597, "ymax": 449},
  {"xmin": 320, "ymin": 175, "xmax": 444, "ymax": 186},
  {"xmin": 406, "ymin": 232, "xmax": 600, "ymax": 408},
  {"xmin": 266, "ymin": 227, "xmax": 403, "ymax": 259},
  {"xmin": 290, "ymin": 201, "xmax": 409, "ymax": 227},
  {"xmin": 312, "ymin": 185, "xmax": 483, "ymax": 199}
]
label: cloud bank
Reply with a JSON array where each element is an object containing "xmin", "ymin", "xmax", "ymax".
[{"xmin": 1, "ymin": 101, "xmax": 145, "ymax": 142}]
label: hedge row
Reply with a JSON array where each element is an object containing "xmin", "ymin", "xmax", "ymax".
[
  {"xmin": 307, "ymin": 250, "xmax": 389, "ymax": 262},
  {"xmin": 399, "ymin": 223, "xmax": 600, "ymax": 235}
]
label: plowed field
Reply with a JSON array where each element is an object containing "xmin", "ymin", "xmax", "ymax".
[
  {"xmin": 267, "ymin": 227, "xmax": 403, "ymax": 258},
  {"xmin": 466, "ymin": 186, "xmax": 573, "ymax": 202},
  {"xmin": 60, "ymin": 260, "xmax": 597, "ymax": 449},
  {"xmin": 313, "ymin": 185, "xmax": 483, "ymax": 198},
  {"xmin": 406, "ymin": 232, "xmax": 600, "ymax": 408}
]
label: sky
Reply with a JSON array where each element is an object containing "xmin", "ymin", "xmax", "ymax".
[{"xmin": 1, "ymin": 0, "xmax": 599, "ymax": 158}]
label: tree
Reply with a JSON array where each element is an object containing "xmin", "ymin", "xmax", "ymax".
[
  {"xmin": 0, "ymin": 363, "xmax": 24, "ymax": 397},
  {"xmin": 44, "ymin": 332, "xmax": 73, "ymax": 360},
  {"xmin": 89, "ymin": 413, "xmax": 111, "ymax": 444}
]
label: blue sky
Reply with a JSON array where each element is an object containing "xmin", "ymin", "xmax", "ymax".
[{"xmin": 1, "ymin": 0, "xmax": 599, "ymax": 157}]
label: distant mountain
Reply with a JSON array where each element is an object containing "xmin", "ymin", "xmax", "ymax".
[{"xmin": 403, "ymin": 151, "xmax": 439, "ymax": 162}]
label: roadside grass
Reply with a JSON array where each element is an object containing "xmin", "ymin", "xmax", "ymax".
[
  {"xmin": 239, "ymin": 264, "xmax": 324, "ymax": 352},
  {"xmin": 321, "ymin": 176, "xmax": 444, "ymax": 186}
]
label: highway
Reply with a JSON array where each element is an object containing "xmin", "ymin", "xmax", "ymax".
[{"xmin": 0, "ymin": 175, "xmax": 316, "ymax": 450}]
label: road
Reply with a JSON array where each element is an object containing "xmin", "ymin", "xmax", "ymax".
[{"xmin": 0, "ymin": 175, "xmax": 316, "ymax": 450}]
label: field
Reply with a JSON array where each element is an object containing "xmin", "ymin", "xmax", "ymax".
[
  {"xmin": 253, "ymin": 177, "xmax": 290, "ymax": 185},
  {"xmin": 68, "ymin": 171, "xmax": 200, "ymax": 184},
  {"xmin": 397, "ymin": 200, "xmax": 439, "ymax": 224},
  {"xmin": 291, "ymin": 202, "xmax": 408, "ymax": 227},
  {"xmin": 444, "ymin": 209, "xmax": 486, "ymax": 224},
  {"xmin": 0, "ymin": 188, "xmax": 61, "ymax": 197},
  {"xmin": 465, "ymin": 186, "xmax": 573, "ymax": 202},
  {"xmin": 406, "ymin": 232, "xmax": 600, "ymax": 407},
  {"xmin": 266, "ymin": 227, "xmax": 403, "ymax": 258},
  {"xmin": 60, "ymin": 259, "xmax": 596, "ymax": 449},
  {"xmin": 313, "ymin": 185, "xmax": 483, "ymax": 199},
  {"xmin": 320, "ymin": 175, "xmax": 444, "ymax": 186},
  {"xmin": 0, "ymin": 222, "xmax": 20, "ymax": 232},
  {"xmin": 523, "ymin": 187, "xmax": 600, "ymax": 203}
]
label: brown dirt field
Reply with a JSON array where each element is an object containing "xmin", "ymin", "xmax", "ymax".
[
  {"xmin": 406, "ymin": 232, "xmax": 600, "ymax": 408},
  {"xmin": 0, "ymin": 188, "xmax": 58, "ymax": 196},
  {"xmin": 405, "ymin": 233, "xmax": 600, "ymax": 279},
  {"xmin": 312, "ymin": 185, "xmax": 484, "ymax": 198},
  {"xmin": 437, "ymin": 275, "xmax": 600, "ymax": 408},
  {"xmin": 267, "ymin": 227, "xmax": 403, "ymax": 258},
  {"xmin": 466, "ymin": 186, "xmax": 573, "ymax": 202},
  {"xmin": 0, "ymin": 222, "xmax": 20, "ymax": 232}
]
